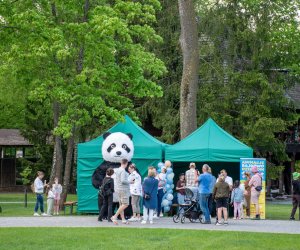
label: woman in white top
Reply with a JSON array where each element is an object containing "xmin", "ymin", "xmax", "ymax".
[
  {"xmin": 52, "ymin": 177, "xmax": 62, "ymax": 215},
  {"xmin": 33, "ymin": 171, "xmax": 48, "ymax": 216},
  {"xmin": 128, "ymin": 163, "xmax": 142, "ymax": 221}
]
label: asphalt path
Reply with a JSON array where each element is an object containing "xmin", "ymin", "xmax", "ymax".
[{"xmin": 0, "ymin": 216, "xmax": 299, "ymax": 234}]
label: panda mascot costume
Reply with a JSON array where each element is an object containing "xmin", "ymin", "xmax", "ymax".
[{"xmin": 92, "ymin": 132, "xmax": 134, "ymax": 220}]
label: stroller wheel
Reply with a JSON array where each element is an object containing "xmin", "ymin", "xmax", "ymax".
[
  {"xmin": 199, "ymin": 214, "xmax": 205, "ymax": 224},
  {"xmin": 181, "ymin": 216, "xmax": 185, "ymax": 224},
  {"xmin": 173, "ymin": 214, "xmax": 181, "ymax": 223}
]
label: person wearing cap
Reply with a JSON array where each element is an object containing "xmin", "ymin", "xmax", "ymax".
[
  {"xmin": 249, "ymin": 166, "xmax": 262, "ymax": 220},
  {"xmin": 185, "ymin": 163, "xmax": 198, "ymax": 200},
  {"xmin": 290, "ymin": 172, "xmax": 300, "ymax": 220}
]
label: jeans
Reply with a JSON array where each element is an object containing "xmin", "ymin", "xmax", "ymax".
[
  {"xmin": 143, "ymin": 206, "xmax": 154, "ymax": 222},
  {"xmin": 208, "ymin": 193, "xmax": 213, "ymax": 214},
  {"xmin": 34, "ymin": 194, "xmax": 44, "ymax": 213},
  {"xmin": 199, "ymin": 193, "xmax": 210, "ymax": 222},
  {"xmin": 177, "ymin": 193, "xmax": 185, "ymax": 214},
  {"xmin": 99, "ymin": 194, "xmax": 113, "ymax": 220},
  {"xmin": 157, "ymin": 189, "xmax": 165, "ymax": 216}
]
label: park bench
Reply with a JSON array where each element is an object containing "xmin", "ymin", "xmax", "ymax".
[{"xmin": 63, "ymin": 201, "xmax": 77, "ymax": 215}]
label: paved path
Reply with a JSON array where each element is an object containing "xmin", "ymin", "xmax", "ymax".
[{"xmin": 0, "ymin": 216, "xmax": 299, "ymax": 234}]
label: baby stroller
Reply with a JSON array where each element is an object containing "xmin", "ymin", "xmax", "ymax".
[{"xmin": 173, "ymin": 188, "xmax": 204, "ymax": 224}]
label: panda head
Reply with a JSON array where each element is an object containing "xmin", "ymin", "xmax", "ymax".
[{"xmin": 102, "ymin": 132, "xmax": 134, "ymax": 163}]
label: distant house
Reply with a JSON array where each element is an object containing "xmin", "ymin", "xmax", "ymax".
[{"xmin": 0, "ymin": 129, "xmax": 33, "ymax": 187}]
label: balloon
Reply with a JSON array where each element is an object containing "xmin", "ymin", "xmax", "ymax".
[
  {"xmin": 158, "ymin": 162, "xmax": 164, "ymax": 168},
  {"xmin": 157, "ymin": 168, "xmax": 161, "ymax": 174},
  {"xmin": 167, "ymin": 189, "xmax": 173, "ymax": 194},
  {"xmin": 167, "ymin": 179, "xmax": 173, "ymax": 185},
  {"xmin": 161, "ymin": 199, "xmax": 169, "ymax": 207},
  {"xmin": 171, "ymin": 184, "xmax": 174, "ymax": 189},
  {"xmin": 166, "ymin": 193, "xmax": 173, "ymax": 201},
  {"xmin": 166, "ymin": 168, "xmax": 173, "ymax": 174},
  {"xmin": 164, "ymin": 206, "xmax": 170, "ymax": 212},
  {"xmin": 167, "ymin": 173, "xmax": 174, "ymax": 181},
  {"xmin": 166, "ymin": 184, "xmax": 171, "ymax": 190},
  {"xmin": 168, "ymin": 200, "xmax": 172, "ymax": 206}
]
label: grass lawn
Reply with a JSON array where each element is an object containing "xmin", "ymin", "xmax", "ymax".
[
  {"xmin": 0, "ymin": 193, "xmax": 77, "ymax": 216},
  {"xmin": 0, "ymin": 228, "xmax": 299, "ymax": 250},
  {"xmin": 0, "ymin": 193, "xmax": 294, "ymax": 220}
]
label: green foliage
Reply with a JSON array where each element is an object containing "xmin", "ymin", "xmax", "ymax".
[
  {"xmin": 19, "ymin": 165, "xmax": 32, "ymax": 185},
  {"xmin": 267, "ymin": 165, "xmax": 285, "ymax": 180}
]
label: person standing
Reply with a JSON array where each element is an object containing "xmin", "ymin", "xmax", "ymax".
[
  {"xmin": 141, "ymin": 167, "xmax": 159, "ymax": 224},
  {"xmin": 207, "ymin": 167, "xmax": 216, "ymax": 215},
  {"xmin": 185, "ymin": 163, "xmax": 198, "ymax": 200},
  {"xmin": 128, "ymin": 163, "xmax": 142, "ymax": 222},
  {"xmin": 155, "ymin": 167, "xmax": 166, "ymax": 219},
  {"xmin": 231, "ymin": 180, "xmax": 244, "ymax": 219},
  {"xmin": 46, "ymin": 185, "xmax": 55, "ymax": 216},
  {"xmin": 249, "ymin": 166, "xmax": 262, "ymax": 220},
  {"xmin": 243, "ymin": 172, "xmax": 251, "ymax": 218},
  {"xmin": 213, "ymin": 174, "xmax": 230, "ymax": 225},
  {"xmin": 33, "ymin": 171, "xmax": 48, "ymax": 216},
  {"xmin": 111, "ymin": 159, "xmax": 130, "ymax": 225},
  {"xmin": 196, "ymin": 164, "xmax": 214, "ymax": 224},
  {"xmin": 219, "ymin": 169, "xmax": 233, "ymax": 190},
  {"xmin": 176, "ymin": 174, "xmax": 186, "ymax": 213},
  {"xmin": 290, "ymin": 172, "xmax": 300, "ymax": 220},
  {"xmin": 99, "ymin": 168, "xmax": 115, "ymax": 222},
  {"xmin": 52, "ymin": 177, "xmax": 62, "ymax": 215}
]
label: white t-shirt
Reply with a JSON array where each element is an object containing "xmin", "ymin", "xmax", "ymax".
[
  {"xmin": 128, "ymin": 171, "xmax": 142, "ymax": 196},
  {"xmin": 34, "ymin": 177, "xmax": 44, "ymax": 194}
]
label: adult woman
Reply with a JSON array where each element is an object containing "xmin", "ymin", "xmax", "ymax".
[
  {"xmin": 141, "ymin": 167, "xmax": 158, "ymax": 224},
  {"xmin": 249, "ymin": 166, "xmax": 262, "ymax": 220},
  {"xmin": 128, "ymin": 163, "xmax": 142, "ymax": 221},
  {"xmin": 243, "ymin": 172, "xmax": 251, "ymax": 218}
]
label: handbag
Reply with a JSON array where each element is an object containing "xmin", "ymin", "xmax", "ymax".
[{"xmin": 255, "ymin": 176, "xmax": 263, "ymax": 192}]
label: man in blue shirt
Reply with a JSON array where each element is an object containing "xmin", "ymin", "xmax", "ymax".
[{"xmin": 197, "ymin": 164, "xmax": 214, "ymax": 224}]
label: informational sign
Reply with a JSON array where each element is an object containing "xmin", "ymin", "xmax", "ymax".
[{"xmin": 240, "ymin": 158, "xmax": 266, "ymax": 219}]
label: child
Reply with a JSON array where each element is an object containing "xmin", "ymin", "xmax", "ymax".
[
  {"xmin": 213, "ymin": 174, "xmax": 230, "ymax": 226},
  {"xmin": 99, "ymin": 168, "xmax": 115, "ymax": 222},
  {"xmin": 176, "ymin": 174, "xmax": 186, "ymax": 214},
  {"xmin": 46, "ymin": 185, "xmax": 55, "ymax": 216},
  {"xmin": 52, "ymin": 177, "xmax": 62, "ymax": 215},
  {"xmin": 33, "ymin": 171, "xmax": 48, "ymax": 216},
  {"xmin": 231, "ymin": 180, "xmax": 244, "ymax": 219}
]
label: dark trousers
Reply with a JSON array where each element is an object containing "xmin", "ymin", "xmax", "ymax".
[
  {"xmin": 99, "ymin": 194, "xmax": 113, "ymax": 220},
  {"xmin": 34, "ymin": 194, "xmax": 44, "ymax": 213},
  {"xmin": 157, "ymin": 189, "xmax": 165, "ymax": 216},
  {"xmin": 290, "ymin": 194, "xmax": 300, "ymax": 219},
  {"xmin": 98, "ymin": 193, "xmax": 105, "ymax": 218},
  {"xmin": 208, "ymin": 193, "xmax": 213, "ymax": 214}
]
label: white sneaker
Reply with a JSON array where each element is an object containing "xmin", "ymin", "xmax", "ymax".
[
  {"xmin": 33, "ymin": 213, "xmax": 40, "ymax": 216},
  {"xmin": 128, "ymin": 217, "xmax": 137, "ymax": 222},
  {"xmin": 149, "ymin": 221, "xmax": 154, "ymax": 224},
  {"xmin": 160, "ymin": 213, "xmax": 164, "ymax": 218},
  {"xmin": 141, "ymin": 220, "xmax": 147, "ymax": 224},
  {"xmin": 41, "ymin": 213, "xmax": 48, "ymax": 216},
  {"xmin": 153, "ymin": 215, "xmax": 159, "ymax": 220},
  {"xmin": 216, "ymin": 222, "xmax": 223, "ymax": 226}
]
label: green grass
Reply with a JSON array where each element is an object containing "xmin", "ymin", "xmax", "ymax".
[
  {"xmin": 0, "ymin": 228, "xmax": 299, "ymax": 250},
  {"xmin": 0, "ymin": 193, "xmax": 295, "ymax": 220},
  {"xmin": 0, "ymin": 193, "xmax": 77, "ymax": 216}
]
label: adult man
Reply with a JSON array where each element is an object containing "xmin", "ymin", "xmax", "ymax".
[
  {"xmin": 111, "ymin": 159, "xmax": 130, "ymax": 224},
  {"xmin": 219, "ymin": 169, "xmax": 233, "ymax": 190},
  {"xmin": 185, "ymin": 163, "xmax": 198, "ymax": 200},
  {"xmin": 197, "ymin": 164, "xmax": 214, "ymax": 224}
]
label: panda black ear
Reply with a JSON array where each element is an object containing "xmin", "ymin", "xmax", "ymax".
[
  {"xmin": 103, "ymin": 132, "xmax": 111, "ymax": 140},
  {"xmin": 126, "ymin": 133, "xmax": 133, "ymax": 140}
]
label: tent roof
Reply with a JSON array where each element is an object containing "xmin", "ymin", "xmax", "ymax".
[
  {"xmin": 165, "ymin": 118, "xmax": 253, "ymax": 162},
  {"xmin": 78, "ymin": 115, "xmax": 166, "ymax": 160}
]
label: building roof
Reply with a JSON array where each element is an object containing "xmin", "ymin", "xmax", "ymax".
[
  {"xmin": 0, "ymin": 129, "xmax": 32, "ymax": 146},
  {"xmin": 286, "ymin": 84, "xmax": 300, "ymax": 110}
]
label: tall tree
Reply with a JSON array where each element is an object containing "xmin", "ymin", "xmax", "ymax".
[
  {"xmin": 178, "ymin": 0, "xmax": 199, "ymax": 139},
  {"xmin": 0, "ymin": 0, "xmax": 166, "ymax": 202}
]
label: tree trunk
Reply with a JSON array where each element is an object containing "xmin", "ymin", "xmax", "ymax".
[
  {"xmin": 178, "ymin": 0, "xmax": 199, "ymax": 139},
  {"xmin": 50, "ymin": 101, "xmax": 63, "ymax": 184},
  {"xmin": 60, "ymin": 135, "xmax": 75, "ymax": 206},
  {"xmin": 279, "ymin": 170, "xmax": 284, "ymax": 194}
]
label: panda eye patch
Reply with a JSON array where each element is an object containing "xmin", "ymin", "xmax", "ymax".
[
  {"xmin": 122, "ymin": 144, "xmax": 130, "ymax": 153},
  {"xmin": 107, "ymin": 143, "xmax": 116, "ymax": 153}
]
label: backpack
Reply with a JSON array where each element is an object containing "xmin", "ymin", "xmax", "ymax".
[{"xmin": 100, "ymin": 178, "xmax": 113, "ymax": 196}]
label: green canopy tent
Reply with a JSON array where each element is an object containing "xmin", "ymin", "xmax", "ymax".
[
  {"xmin": 165, "ymin": 118, "xmax": 253, "ymax": 181},
  {"xmin": 77, "ymin": 115, "xmax": 166, "ymax": 213}
]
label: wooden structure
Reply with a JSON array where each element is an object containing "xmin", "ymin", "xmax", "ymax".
[{"xmin": 0, "ymin": 129, "xmax": 32, "ymax": 187}]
